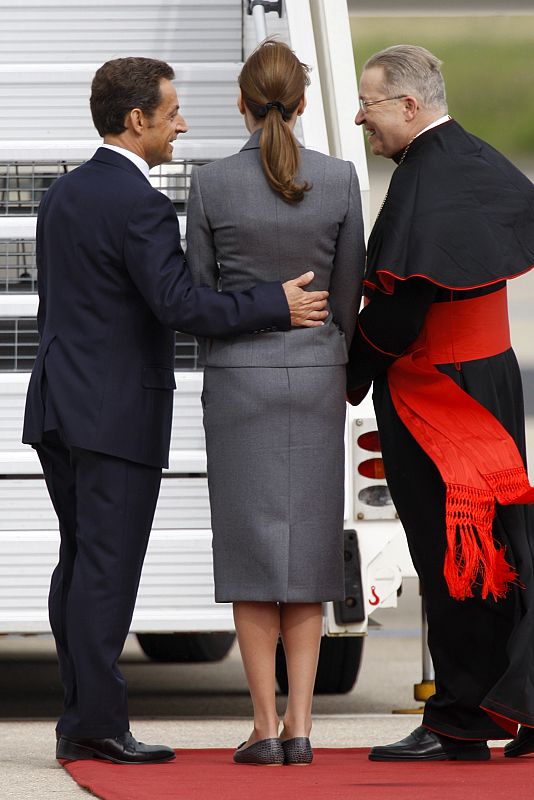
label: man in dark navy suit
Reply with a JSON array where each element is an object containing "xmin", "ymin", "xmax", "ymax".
[{"xmin": 22, "ymin": 57, "xmax": 328, "ymax": 764}]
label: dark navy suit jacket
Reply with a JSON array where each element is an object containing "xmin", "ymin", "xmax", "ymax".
[{"xmin": 23, "ymin": 147, "xmax": 290, "ymax": 467}]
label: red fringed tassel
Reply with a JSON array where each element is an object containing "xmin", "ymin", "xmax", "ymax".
[
  {"xmin": 444, "ymin": 484, "xmax": 519, "ymax": 601},
  {"xmin": 484, "ymin": 467, "xmax": 534, "ymax": 506}
]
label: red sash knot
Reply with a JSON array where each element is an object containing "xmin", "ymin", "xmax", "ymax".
[{"xmin": 387, "ymin": 287, "xmax": 534, "ymax": 600}]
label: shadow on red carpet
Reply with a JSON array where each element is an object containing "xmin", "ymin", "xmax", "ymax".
[{"xmin": 61, "ymin": 747, "xmax": 533, "ymax": 800}]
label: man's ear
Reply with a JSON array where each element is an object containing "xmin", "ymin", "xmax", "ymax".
[
  {"xmin": 125, "ymin": 107, "xmax": 144, "ymax": 135},
  {"xmin": 237, "ymin": 91, "xmax": 246, "ymax": 116},
  {"xmin": 403, "ymin": 96, "xmax": 418, "ymax": 121}
]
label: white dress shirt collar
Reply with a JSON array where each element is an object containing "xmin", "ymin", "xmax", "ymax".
[
  {"xmin": 101, "ymin": 144, "xmax": 150, "ymax": 181},
  {"xmin": 415, "ymin": 114, "xmax": 452, "ymax": 140}
]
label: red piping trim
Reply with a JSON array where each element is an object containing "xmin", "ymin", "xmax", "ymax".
[
  {"xmin": 363, "ymin": 278, "xmax": 393, "ymax": 295},
  {"xmin": 480, "ymin": 705, "xmax": 519, "ymax": 736},
  {"xmin": 423, "ymin": 722, "xmax": 488, "ymax": 742},
  {"xmin": 481, "ymin": 698, "xmax": 534, "ymax": 719},
  {"xmin": 358, "ymin": 320, "xmax": 403, "ymax": 358},
  {"xmin": 365, "ymin": 263, "xmax": 534, "ymax": 293}
]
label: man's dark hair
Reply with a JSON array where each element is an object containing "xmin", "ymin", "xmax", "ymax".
[{"xmin": 90, "ymin": 57, "xmax": 175, "ymax": 137}]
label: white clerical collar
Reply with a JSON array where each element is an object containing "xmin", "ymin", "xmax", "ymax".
[
  {"xmin": 101, "ymin": 143, "xmax": 150, "ymax": 181},
  {"xmin": 415, "ymin": 114, "xmax": 452, "ymax": 140}
]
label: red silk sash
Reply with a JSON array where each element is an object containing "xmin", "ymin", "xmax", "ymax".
[{"xmin": 388, "ymin": 288, "xmax": 534, "ymax": 601}]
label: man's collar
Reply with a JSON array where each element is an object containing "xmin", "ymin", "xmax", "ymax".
[
  {"xmin": 101, "ymin": 143, "xmax": 150, "ymax": 181},
  {"xmin": 414, "ymin": 114, "xmax": 452, "ymax": 140},
  {"xmin": 392, "ymin": 115, "xmax": 453, "ymax": 163}
]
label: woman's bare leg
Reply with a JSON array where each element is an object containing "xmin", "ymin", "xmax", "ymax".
[
  {"xmin": 279, "ymin": 602, "xmax": 322, "ymax": 740},
  {"xmin": 233, "ymin": 601, "xmax": 281, "ymax": 746}
]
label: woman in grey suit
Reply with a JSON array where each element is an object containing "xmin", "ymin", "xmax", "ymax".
[{"xmin": 186, "ymin": 40, "xmax": 365, "ymax": 765}]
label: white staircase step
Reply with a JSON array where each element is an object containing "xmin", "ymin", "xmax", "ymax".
[
  {"xmin": 0, "ymin": 295, "xmax": 37, "ymax": 317},
  {"xmin": 0, "ymin": 0, "xmax": 242, "ymax": 65},
  {"xmin": 0, "ymin": 219, "xmax": 36, "ymax": 239},
  {"xmin": 0, "ymin": 215, "xmax": 187, "ymax": 239},
  {"xmin": 0, "ymin": 63, "xmax": 246, "ymax": 141},
  {"xmin": 0, "ymin": 372, "xmax": 206, "ymax": 472},
  {"xmin": 0, "ymin": 139, "xmax": 246, "ymax": 162}
]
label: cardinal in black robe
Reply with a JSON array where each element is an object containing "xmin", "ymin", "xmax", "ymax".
[{"xmin": 348, "ymin": 115, "xmax": 534, "ymax": 751}]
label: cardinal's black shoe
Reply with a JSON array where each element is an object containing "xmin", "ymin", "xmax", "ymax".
[
  {"xmin": 504, "ymin": 726, "xmax": 534, "ymax": 757},
  {"xmin": 56, "ymin": 731, "xmax": 175, "ymax": 764},
  {"xmin": 368, "ymin": 726, "xmax": 490, "ymax": 762},
  {"xmin": 233, "ymin": 737, "xmax": 284, "ymax": 765}
]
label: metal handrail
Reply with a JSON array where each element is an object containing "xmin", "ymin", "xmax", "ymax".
[{"xmin": 247, "ymin": 0, "xmax": 282, "ymax": 43}]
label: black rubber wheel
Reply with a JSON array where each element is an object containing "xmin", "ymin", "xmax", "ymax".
[
  {"xmin": 136, "ymin": 632, "xmax": 236, "ymax": 663},
  {"xmin": 276, "ymin": 635, "xmax": 364, "ymax": 695}
]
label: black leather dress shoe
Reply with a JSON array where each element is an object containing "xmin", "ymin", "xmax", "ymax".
[
  {"xmin": 369, "ymin": 726, "xmax": 490, "ymax": 762},
  {"xmin": 504, "ymin": 726, "xmax": 534, "ymax": 757},
  {"xmin": 233, "ymin": 738, "xmax": 284, "ymax": 765},
  {"xmin": 56, "ymin": 730, "xmax": 175, "ymax": 764}
]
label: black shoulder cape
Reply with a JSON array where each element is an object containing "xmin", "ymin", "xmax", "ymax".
[{"xmin": 366, "ymin": 119, "xmax": 534, "ymax": 293}]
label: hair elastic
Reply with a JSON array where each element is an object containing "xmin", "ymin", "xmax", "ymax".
[{"xmin": 257, "ymin": 100, "xmax": 287, "ymax": 118}]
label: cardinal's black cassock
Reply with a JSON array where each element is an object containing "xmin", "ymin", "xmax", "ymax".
[{"xmin": 348, "ymin": 118, "xmax": 534, "ymax": 739}]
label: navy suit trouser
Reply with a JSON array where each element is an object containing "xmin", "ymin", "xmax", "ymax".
[{"xmin": 36, "ymin": 430, "xmax": 162, "ymax": 739}]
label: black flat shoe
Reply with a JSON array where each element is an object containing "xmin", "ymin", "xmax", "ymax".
[
  {"xmin": 368, "ymin": 726, "xmax": 490, "ymax": 762},
  {"xmin": 233, "ymin": 737, "xmax": 284, "ymax": 765},
  {"xmin": 504, "ymin": 726, "xmax": 534, "ymax": 757},
  {"xmin": 281, "ymin": 737, "xmax": 313, "ymax": 765},
  {"xmin": 56, "ymin": 730, "xmax": 175, "ymax": 764}
]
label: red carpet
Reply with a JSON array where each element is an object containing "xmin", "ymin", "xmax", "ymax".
[{"xmin": 62, "ymin": 748, "xmax": 533, "ymax": 800}]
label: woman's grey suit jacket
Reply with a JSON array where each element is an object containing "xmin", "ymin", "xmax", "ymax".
[
  {"xmin": 185, "ymin": 129, "xmax": 366, "ymax": 602},
  {"xmin": 186, "ymin": 129, "xmax": 365, "ymax": 363}
]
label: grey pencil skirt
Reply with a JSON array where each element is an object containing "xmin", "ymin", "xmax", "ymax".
[{"xmin": 201, "ymin": 365, "xmax": 346, "ymax": 603}]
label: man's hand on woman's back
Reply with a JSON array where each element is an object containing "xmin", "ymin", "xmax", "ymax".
[{"xmin": 283, "ymin": 271, "xmax": 329, "ymax": 327}]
